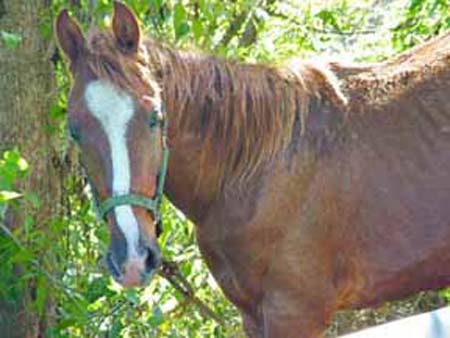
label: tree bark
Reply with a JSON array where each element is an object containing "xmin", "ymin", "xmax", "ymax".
[{"xmin": 0, "ymin": 1, "xmax": 62, "ymax": 337}]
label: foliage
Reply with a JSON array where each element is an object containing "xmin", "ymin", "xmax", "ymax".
[
  {"xmin": 0, "ymin": 150, "xmax": 47, "ymax": 317},
  {"xmin": 393, "ymin": 0, "xmax": 450, "ymax": 51},
  {"xmin": 1, "ymin": 0, "xmax": 450, "ymax": 337},
  {"xmin": 0, "ymin": 31, "xmax": 22, "ymax": 50}
]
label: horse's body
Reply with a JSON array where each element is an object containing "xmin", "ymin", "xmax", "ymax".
[
  {"xmin": 158, "ymin": 34, "xmax": 450, "ymax": 337},
  {"xmin": 56, "ymin": 4, "xmax": 450, "ymax": 337}
]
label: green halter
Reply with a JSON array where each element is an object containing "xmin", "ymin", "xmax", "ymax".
[{"xmin": 97, "ymin": 109, "xmax": 169, "ymax": 225}]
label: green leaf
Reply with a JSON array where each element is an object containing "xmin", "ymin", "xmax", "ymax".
[
  {"xmin": 149, "ymin": 305, "xmax": 164, "ymax": 326},
  {"xmin": 85, "ymin": 276, "xmax": 111, "ymax": 303},
  {"xmin": 16, "ymin": 157, "xmax": 29, "ymax": 172},
  {"xmin": 409, "ymin": 0, "xmax": 425, "ymax": 11},
  {"xmin": 35, "ymin": 275, "xmax": 47, "ymax": 315},
  {"xmin": 26, "ymin": 192, "xmax": 41, "ymax": 208},
  {"xmin": 48, "ymin": 103, "xmax": 65, "ymax": 120},
  {"xmin": 24, "ymin": 214, "xmax": 34, "ymax": 235},
  {"xmin": 124, "ymin": 289, "xmax": 139, "ymax": 304},
  {"xmin": 192, "ymin": 19, "xmax": 204, "ymax": 40},
  {"xmin": 0, "ymin": 150, "xmax": 29, "ymax": 189},
  {"xmin": 173, "ymin": 3, "xmax": 189, "ymax": 39},
  {"xmin": 316, "ymin": 9, "xmax": 340, "ymax": 31},
  {"xmin": 110, "ymin": 318, "xmax": 124, "ymax": 338},
  {"xmin": 1, "ymin": 31, "xmax": 22, "ymax": 50},
  {"xmin": 0, "ymin": 190, "xmax": 23, "ymax": 203}
]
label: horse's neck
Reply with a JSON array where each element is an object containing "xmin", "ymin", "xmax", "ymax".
[
  {"xmin": 163, "ymin": 125, "xmax": 264, "ymax": 231},
  {"xmin": 156, "ymin": 49, "xmax": 246, "ymax": 225},
  {"xmin": 163, "ymin": 126, "xmax": 221, "ymax": 224},
  {"xmin": 161, "ymin": 63, "xmax": 226, "ymax": 224}
]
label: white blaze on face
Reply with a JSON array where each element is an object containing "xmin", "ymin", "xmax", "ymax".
[{"xmin": 85, "ymin": 80, "xmax": 140, "ymax": 258}]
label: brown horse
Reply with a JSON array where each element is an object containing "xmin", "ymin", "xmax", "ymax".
[{"xmin": 55, "ymin": 2, "xmax": 450, "ymax": 337}]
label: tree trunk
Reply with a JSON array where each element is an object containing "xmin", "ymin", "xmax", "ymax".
[{"xmin": 0, "ymin": 1, "xmax": 62, "ymax": 337}]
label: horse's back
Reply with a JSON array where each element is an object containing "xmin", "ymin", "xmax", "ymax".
[{"xmin": 332, "ymin": 46, "xmax": 450, "ymax": 307}]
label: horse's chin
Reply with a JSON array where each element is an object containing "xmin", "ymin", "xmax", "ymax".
[{"xmin": 119, "ymin": 273, "xmax": 154, "ymax": 288}]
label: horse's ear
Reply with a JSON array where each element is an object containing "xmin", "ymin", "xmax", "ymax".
[
  {"xmin": 55, "ymin": 9, "xmax": 85, "ymax": 64},
  {"xmin": 112, "ymin": 1, "xmax": 140, "ymax": 53}
]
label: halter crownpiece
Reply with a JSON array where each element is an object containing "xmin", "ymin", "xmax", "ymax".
[{"xmin": 97, "ymin": 105, "xmax": 169, "ymax": 226}]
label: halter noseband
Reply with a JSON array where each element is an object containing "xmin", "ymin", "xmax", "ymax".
[{"xmin": 97, "ymin": 108, "xmax": 169, "ymax": 227}]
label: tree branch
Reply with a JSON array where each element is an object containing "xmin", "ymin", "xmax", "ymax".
[
  {"xmin": 219, "ymin": 10, "xmax": 250, "ymax": 47},
  {"xmin": 159, "ymin": 260, "xmax": 226, "ymax": 327}
]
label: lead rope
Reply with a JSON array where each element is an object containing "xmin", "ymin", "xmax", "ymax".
[
  {"xmin": 154, "ymin": 115, "xmax": 169, "ymax": 222},
  {"xmin": 154, "ymin": 114, "xmax": 169, "ymax": 236}
]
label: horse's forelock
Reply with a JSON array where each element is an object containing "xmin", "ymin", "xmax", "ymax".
[{"xmin": 84, "ymin": 29, "xmax": 160, "ymax": 99}]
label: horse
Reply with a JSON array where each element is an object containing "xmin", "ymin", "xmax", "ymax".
[{"xmin": 55, "ymin": 2, "xmax": 450, "ymax": 337}]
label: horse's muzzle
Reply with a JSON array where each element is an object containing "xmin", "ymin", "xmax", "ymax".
[{"xmin": 106, "ymin": 244, "xmax": 160, "ymax": 287}]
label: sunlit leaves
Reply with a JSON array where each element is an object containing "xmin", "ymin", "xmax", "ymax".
[
  {"xmin": 0, "ymin": 149, "xmax": 29, "ymax": 216},
  {"xmin": 0, "ymin": 190, "xmax": 22, "ymax": 203},
  {"xmin": 0, "ymin": 149, "xmax": 29, "ymax": 189},
  {"xmin": 393, "ymin": 0, "xmax": 450, "ymax": 51},
  {"xmin": 173, "ymin": 3, "xmax": 190, "ymax": 40}
]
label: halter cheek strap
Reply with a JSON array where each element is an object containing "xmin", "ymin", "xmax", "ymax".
[{"xmin": 97, "ymin": 110, "xmax": 169, "ymax": 226}]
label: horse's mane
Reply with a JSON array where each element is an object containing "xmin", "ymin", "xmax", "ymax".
[
  {"xmin": 85, "ymin": 29, "xmax": 348, "ymax": 187},
  {"xmin": 143, "ymin": 39, "xmax": 348, "ymax": 187}
]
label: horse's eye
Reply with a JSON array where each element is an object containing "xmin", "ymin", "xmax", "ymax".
[
  {"xmin": 68, "ymin": 123, "xmax": 81, "ymax": 142},
  {"xmin": 148, "ymin": 111, "xmax": 159, "ymax": 130}
]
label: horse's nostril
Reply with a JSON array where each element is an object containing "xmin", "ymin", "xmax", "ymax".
[{"xmin": 144, "ymin": 247, "xmax": 159, "ymax": 273}]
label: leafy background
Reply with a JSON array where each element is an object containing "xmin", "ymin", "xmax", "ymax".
[{"xmin": 1, "ymin": 0, "xmax": 450, "ymax": 337}]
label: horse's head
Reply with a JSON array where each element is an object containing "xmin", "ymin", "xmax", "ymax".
[{"xmin": 56, "ymin": 2, "xmax": 167, "ymax": 287}]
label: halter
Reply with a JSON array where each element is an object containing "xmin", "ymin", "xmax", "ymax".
[{"xmin": 96, "ymin": 107, "xmax": 169, "ymax": 227}]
